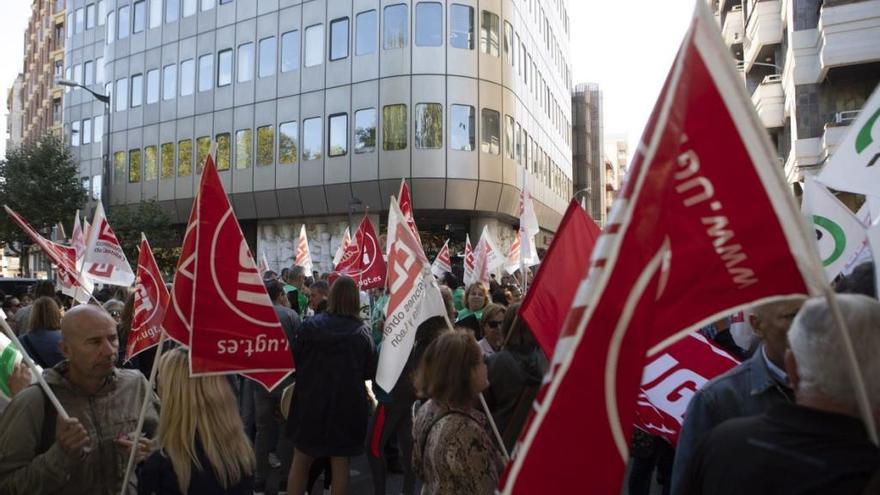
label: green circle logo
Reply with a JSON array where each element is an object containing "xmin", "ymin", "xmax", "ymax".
[{"xmin": 813, "ymin": 215, "xmax": 847, "ymax": 267}]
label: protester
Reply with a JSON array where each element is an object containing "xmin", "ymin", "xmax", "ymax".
[
  {"xmin": 477, "ymin": 304, "xmax": 506, "ymax": 357},
  {"xmin": 412, "ymin": 328, "xmax": 504, "ymax": 494},
  {"xmin": 438, "ymin": 286, "xmax": 456, "ymax": 322},
  {"xmin": 442, "ymin": 271, "xmax": 465, "ymax": 313},
  {"xmin": 18, "ymin": 296, "xmax": 65, "ymax": 369},
  {"xmin": 455, "ymin": 283, "xmax": 489, "ymax": 338},
  {"xmin": 283, "ymin": 266, "xmax": 309, "ymax": 316},
  {"xmin": 139, "ymin": 348, "xmax": 255, "ymax": 495},
  {"xmin": 14, "ymin": 280, "xmax": 55, "ymax": 334},
  {"xmin": 670, "ymin": 298, "xmax": 805, "ymax": 493},
  {"xmin": 490, "ymin": 289, "xmax": 509, "ymax": 306},
  {"xmin": 0, "ymin": 305, "xmax": 158, "ymax": 494},
  {"xmin": 3, "ymin": 296, "xmax": 22, "ymax": 334},
  {"xmin": 680, "ymin": 294, "xmax": 880, "ymax": 494},
  {"xmin": 836, "ymin": 261, "xmax": 876, "ymax": 298},
  {"xmin": 699, "ymin": 316, "xmax": 747, "ymax": 361},
  {"xmin": 285, "ymin": 276, "xmax": 375, "ymax": 495},
  {"xmin": 308, "ymin": 280, "xmax": 329, "ymax": 314},
  {"xmin": 103, "ymin": 298, "xmax": 125, "ymax": 325}
]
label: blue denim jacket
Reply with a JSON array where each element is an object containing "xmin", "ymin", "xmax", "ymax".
[{"xmin": 670, "ymin": 346, "xmax": 792, "ymax": 495}]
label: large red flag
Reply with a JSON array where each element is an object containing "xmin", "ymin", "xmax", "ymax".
[
  {"xmin": 334, "ymin": 215, "xmax": 386, "ymax": 290},
  {"xmin": 519, "ymin": 200, "xmax": 600, "ymax": 358},
  {"xmin": 500, "ymin": 3, "xmax": 823, "ymax": 493},
  {"xmin": 188, "ymin": 156, "xmax": 294, "ymax": 390},
  {"xmin": 163, "ymin": 189, "xmax": 199, "ymax": 347},
  {"xmin": 397, "ymin": 178, "xmax": 422, "ymax": 248},
  {"xmin": 4, "ymin": 206, "xmax": 87, "ymax": 291},
  {"xmin": 126, "ymin": 235, "xmax": 170, "ymax": 362}
]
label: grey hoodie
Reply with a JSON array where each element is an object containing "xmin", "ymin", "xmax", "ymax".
[{"xmin": 0, "ymin": 362, "xmax": 159, "ymax": 495}]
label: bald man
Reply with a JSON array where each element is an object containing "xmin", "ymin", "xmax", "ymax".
[{"xmin": 0, "ymin": 305, "xmax": 159, "ymax": 495}]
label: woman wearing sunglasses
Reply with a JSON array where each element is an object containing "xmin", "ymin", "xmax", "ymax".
[{"xmin": 477, "ymin": 304, "xmax": 506, "ymax": 357}]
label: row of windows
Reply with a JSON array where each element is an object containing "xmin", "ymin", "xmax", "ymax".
[
  {"xmin": 67, "ymin": 0, "xmax": 232, "ymax": 38},
  {"xmin": 104, "ymin": 103, "xmax": 571, "ymax": 197}
]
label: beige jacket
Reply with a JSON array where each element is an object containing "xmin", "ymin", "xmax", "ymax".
[{"xmin": 0, "ymin": 362, "xmax": 159, "ymax": 495}]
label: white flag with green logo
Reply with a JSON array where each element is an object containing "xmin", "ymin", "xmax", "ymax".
[
  {"xmin": 0, "ymin": 333, "xmax": 23, "ymax": 399},
  {"xmin": 817, "ymin": 84, "xmax": 880, "ymax": 196},
  {"xmin": 802, "ymin": 175, "xmax": 867, "ymax": 281}
]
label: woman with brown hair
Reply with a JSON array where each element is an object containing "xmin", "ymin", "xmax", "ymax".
[
  {"xmin": 477, "ymin": 304, "xmax": 507, "ymax": 357},
  {"xmin": 455, "ymin": 283, "xmax": 489, "ymax": 338},
  {"xmin": 18, "ymin": 296, "xmax": 64, "ymax": 368},
  {"xmin": 412, "ymin": 329, "xmax": 504, "ymax": 494},
  {"xmin": 285, "ymin": 276, "xmax": 375, "ymax": 495}
]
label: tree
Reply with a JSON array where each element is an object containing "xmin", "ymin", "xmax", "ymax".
[
  {"xmin": 107, "ymin": 199, "xmax": 181, "ymax": 277},
  {"xmin": 0, "ymin": 134, "xmax": 88, "ymax": 275}
]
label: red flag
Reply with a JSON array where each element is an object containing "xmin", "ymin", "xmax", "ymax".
[
  {"xmin": 463, "ymin": 234, "xmax": 476, "ymax": 285},
  {"xmin": 501, "ymin": 4, "xmax": 822, "ymax": 493},
  {"xmin": 163, "ymin": 189, "xmax": 199, "ymax": 347},
  {"xmin": 519, "ymin": 201, "xmax": 600, "ymax": 358},
  {"xmin": 634, "ymin": 332, "xmax": 738, "ymax": 446},
  {"xmin": 335, "ymin": 216, "xmax": 386, "ymax": 290},
  {"xmin": 397, "ymin": 178, "xmax": 422, "ymax": 248},
  {"xmin": 188, "ymin": 156, "xmax": 294, "ymax": 390},
  {"xmin": 82, "ymin": 202, "xmax": 136, "ymax": 287},
  {"xmin": 126, "ymin": 235, "xmax": 170, "ymax": 362},
  {"xmin": 430, "ymin": 240, "xmax": 451, "ymax": 279},
  {"xmin": 4, "ymin": 206, "xmax": 87, "ymax": 290}
]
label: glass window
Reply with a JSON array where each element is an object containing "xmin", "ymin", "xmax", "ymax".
[
  {"xmin": 166, "ymin": 0, "xmax": 179, "ymax": 23},
  {"xmin": 106, "ymin": 11, "xmax": 114, "ymax": 43},
  {"xmin": 198, "ymin": 54, "xmax": 213, "ymax": 91},
  {"xmin": 129, "ymin": 149, "xmax": 142, "ymax": 183},
  {"xmin": 201, "ymin": 0, "xmax": 215, "ymax": 11},
  {"xmin": 219, "ymin": 0, "xmax": 232, "ymax": 3},
  {"xmin": 115, "ymin": 78, "xmax": 128, "ymax": 111},
  {"xmin": 257, "ymin": 125, "xmax": 275, "ymax": 166},
  {"xmin": 68, "ymin": 13, "xmax": 73, "ymax": 38},
  {"xmin": 183, "ymin": 0, "xmax": 196, "ymax": 17},
  {"xmin": 235, "ymin": 129, "xmax": 253, "ymax": 169},
  {"xmin": 146, "ymin": 69, "xmax": 159, "ymax": 104},
  {"xmin": 304, "ymin": 24, "xmax": 324, "ymax": 67},
  {"xmin": 91, "ymin": 175, "xmax": 102, "ymax": 200},
  {"xmin": 130, "ymin": 73, "xmax": 143, "ymax": 107},
  {"xmin": 302, "ymin": 117, "xmax": 322, "ymax": 161},
  {"xmin": 328, "ymin": 114, "xmax": 347, "ymax": 157},
  {"xmin": 237, "ymin": 42, "xmax": 254, "ymax": 82},
  {"xmin": 504, "ymin": 115, "xmax": 514, "ymax": 159},
  {"xmin": 415, "ymin": 3, "xmax": 442, "ymax": 47},
  {"xmin": 73, "ymin": 64, "xmax": 82, "ymax": 85},
  {"xmin": 504, "ymin": 22, "xmax": 513, "ymax": 65},
  {"xmin": 180, "ymin": 59, "xmax": 194, "ymax": 96},
  {"xmin": 82, "ymin": 119, "xmax": 92, "ymax": 144},
  {"xmin": 215, "ymin": 133, "xmax": 231, "ymax": 170},
  {"xmin": 113, "ymin": 151, "xmax": 125, "ymax": 182},
  {"xmin": 330, "ymin": 18, "xmax": 349, "ymax": 61},
  {"xmin": 75, "ymin": 8, "xmax": 84, "ymax": 33},
  {"xmin": 383, "ymin": 4, "xmax": 407, "ymax": 50},
  {"xmin": 515, "ymin": 122, "xmax": 522, "ymax": 164},
  {"xmin": 94, "ymin": 115, "xmax": 104, "ymax": 142},
  {"xmin": 480, "ymin": 11, "xmax": 499, "ymax": 57},
  {"xmin": 160, "ymin": 142, "xmax": 175, "ymax": 178},
  {"xmin": 96, "ymin": 57, "xmax": 104, "ymax": 83},
  {"xmin": 196, "ymin": 136, "xmax": 210, "ymax": 173},
  {"xmin": 354, "ymin": 108, "xmax": 376, "ymax": 153},
  {"xmin": 415, "ymin": 103, "xmax": 442, "ymax": 149},
  {"xmin": 163, "ymin": 64, "xmax": 176, "ymax": 100},
  {"xmin": 178, "ymin": 139, "xmax": 192, "ymax": 177},
  {"xmin": 481, "ymin": 108, "xmax": 500, "ymax": 155},
  {"xmin": 281, "ymin": 30, "xmax": 299, "ymax": 72},
  {"xmin": 133, "ymin": 1, "xmax": 145, "ymax": 33},
  {"xmin": 144, "ymin": 145, "xmax": 158, "ymax": 180},
  {"xmin": 117, "ymin": 5, "xmax": 129, "ymax": 39},
  {"xmin": 218, "ymin": 49, "xmax": 232, "ymax": 86},
  {"xmin": 149, "ymin": 0, "xmax": 161, "ymax": 28},
  {"xmin": 449, "ymin": 4, "xmax": 473, "ymax": 49},
  {"xmin": 71, "ymin": 121, "xmax": 80, "ymax": 146},
  {"xmin": 449, "ymin": 104, "xmax": 474, "ymax": 151},
  {"xmin": 98, "ymin": 1, "xmax": 106, "ymax": 25},
  {"xmin": 278, "ymin": 122, "xmax": 298, "ymax": 164},
  {"xmin": 382, "ymin": 104, "xmax": 407, "ymax": 151},
  {"xmin": 355, "ymin": 10, "xmax": 377, "ymax": 56},
  {"xmin": 84, "ymin": 61, "xmax": 94, "ymax": 86},
  {"xmin": 258, "ymin": 37, "xmax": 276, "ymax": 78},
  {"xmin": 86, "ymin": 4, "xmax": 96, "ymax": 29}
]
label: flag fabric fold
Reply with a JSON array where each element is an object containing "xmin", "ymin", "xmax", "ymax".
[
  {"xmin": 801, "ymin": 175, "xmax": 867, "ymax": 281},
  {"xmin": 431, "ymin": 240, "xmax": 452, "ymax": 279},
  {"xmin": 397, "ymin": 178, "xmax": 422, "ymax": 249},
  {"xmin": 126, "ymin": 235, "xmax": 170, "ymax": 362},
  {"xmin": 259, "ymin": 251, "xmax": 271, "ymax": 277},
  {"xmin": 163, "ymin": 190, "xmax": 199, "ymax": 347},
  {"xmin": 333, "ymin": 227, "xmax": 352, "ymax": 268},
  {"xmin": 463, "ymin": 234, "xmax": 476, "ymax": 286},
  {"xmin": 72, "ymin": 210, "xmax": 86, "ymax": 270},
  {"xmin": 334, "ymin": 216, "xmax": 386, "ymax": 290},
  {"xmin": 82, "ymin": 201, "xmax": 136, "ymax": 287},
  {"xmin": 295, "ymin": 225, "xmax": 313, "ymax": 275}
]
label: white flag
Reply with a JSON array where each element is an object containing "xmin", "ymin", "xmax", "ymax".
[
  {"xmin": 72, "ymin": 210, "xmax": 86, "ymax": 270},
  {"xmin": 430, "ymin": 239, "xmax": 451, "ymax": 279},
  {"xmin": 505, "ymin": 231, "xmax": 540, "ymax": 275},
  {"xmin": 463, "ymin": 234, "xmax": 476, "ymax": 286},
  {"xmin": 333, "ymin": 227, "xmax": 352, "ymax": 267},
  {"xmin": 295, "ymin": 224, "xmax": 313, "ymax": 275},
  {"xmin": 376, "ymin": 197, "xmax": 447, "ymax": 392},
  {"xmin": 801, "ymin": 176, "xmax": 866, "ymax": 281},
  {"xmin": 82, "ymin": 202, "xmax": 136, "ymax": 286},
  {"xmin": 841, "ymin": 202, "xmax": 873, "ymax": 276}
]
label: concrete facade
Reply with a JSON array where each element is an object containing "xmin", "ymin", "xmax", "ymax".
[{"xmin": 571, "ymin": 82, "xmax": 604, "ymax": 225}]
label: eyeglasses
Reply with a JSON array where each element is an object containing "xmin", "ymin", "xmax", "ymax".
[
  {"xmin": 110, "ymin": 310, "xmax": 121, "ymax": 318},
  {"xmin": 487, "ymin": 320, "xmax": 503, "ymax": 329}
]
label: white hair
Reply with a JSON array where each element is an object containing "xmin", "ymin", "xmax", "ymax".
[{"xmin": 789, "ymin": 294, "xmax": 880, "ymax": 409}]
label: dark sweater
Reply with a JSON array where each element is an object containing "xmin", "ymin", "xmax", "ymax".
[{"xmin": 138, "ymin": 442, "xmax": 254, "ymax": 495}]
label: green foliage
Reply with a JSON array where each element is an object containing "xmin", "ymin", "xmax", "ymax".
[{"xmin": 107, "ymin": 200, "xmax": 181, "ymax": 275}]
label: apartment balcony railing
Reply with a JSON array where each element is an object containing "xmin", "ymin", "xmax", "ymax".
[
  {"xmin": 818, "ymin": 0, "xmax": 880, "ymax": 71},
  {"xmin": 722, "ymin": 5, "xmax": 745, "ymax": 46},
  {"xmin": 751, "ymin": 74, "xmax": 784, "ymax": 128},
  {"xmin": 822, "ymin": 109, "xmax": 860, "ymax": 160},
  {"xmin": 743, "ymin": 0, "xmax": 784, "ymax": 70}
]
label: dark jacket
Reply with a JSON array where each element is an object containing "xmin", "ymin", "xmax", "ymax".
[
  {"xmin": 138, "ymin": 441, "xmax": 254, "ymax": 495},
  {"xmin": 286, "ymin": 313, "xmax": 375, "ymax": 458},
  {"xmin": 18, "ymin": 328, "xmax": 64, "ymax": 368},
  {"xmin": 485, "ymin": 345, "xmax": 548, "ymax": 451}
]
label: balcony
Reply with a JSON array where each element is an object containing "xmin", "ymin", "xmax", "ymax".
[
  {"xmin": 722, "ymin": 5, "xmax": 745, "ymax": 46},
  {"xmin": 821, "ymin": 110, "xmax": 860, "ymax": 160},
  {"xmin": 743, "ymin": 0, "xmax": 784, "ymax": 71},
  {"xmin": 751, "ymin": 74, "xmax": 784, "ymax": 128},
  {"xmin": 818, "ymin": 0, "xmax": 880, "ymax": 72}
]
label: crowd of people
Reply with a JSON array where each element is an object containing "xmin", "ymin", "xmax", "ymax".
[{"xmin": 0, "ymin": 260, "xmax": 878, "ymax": 494}]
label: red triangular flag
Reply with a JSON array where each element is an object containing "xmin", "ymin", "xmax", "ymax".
[
  {"xmin": 126, "ymin": 235, "xmax": 170, "ymax": 362},
  {"xmin": 463, "ymin": 234, "xmax": 476, "ymax": 285},
  {"xmin": 397, "ymin": 178, "xmax": 422, "ymax": 248},
  {"xmin": 334, "ymin": 215, "xmax": 386, "ymax": 290},
  {"xmin": 4, "ymin": 206, "xmax": 87, "ymax": 291},
  {"xmin": 430, "ymin": 240, "xmax": 451, "ymax": 279},
  {"xmin": 163, "ymin": 189, "xmax": 199, "ymax": 347}
]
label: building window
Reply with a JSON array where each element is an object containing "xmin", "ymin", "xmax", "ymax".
[
  {"xmin": 415, "ymin": 2, "xmax": 442, "ymax": 47},
  {"xmin": 304, "ymin": 24, "xmax": 324, "ymax": 68},
  {"xmin": 160, "ymin": 142, "xmax": 175, "ymax": 178},
  {"xmin": 258, "ymin": 37, "xmax": 276, "ymax": 78},
  {"xmin": 163, "ymin": 64, "xmax": 176, "ymax": 100},
  {"xmin": 235, "ymin": 129, "xmax": 252, "ymax": 169},
  {"xmin": 480, "ymin": 11, "xmax": 499, "ymax": 57},
  {"xmin": 355, "ymin": 10, "xmax": 377, "ymax": 56},
  {"xmin": 75, "ymin": 8, "xmax": 84, "ymax": 33},
  {"xmin": 281, "ymin": 30, "xmax": 300, "ymax": 72},
  {"xmin": 183, "ymin": 0, "xmax": 196, "ymax": 17},
  {"xmin": 117, "ymin": 5, "xmax": 129, "ymax": 39},
  {"xmin": 354, "ymin": 108, "xmax": 376, "ymax": 153},
  {"xmin": 198, "ymin": 54, "xmax": 213, "ymax": 91},
  {"xmin": 449, "ymin": 104, "xmax": 474, "ymax": 151},
  {"xmin": 94, "ymin": 115, "xmax": 104, "ymax": 142},
  {"xmin": 166, "ymin": 0, "xmax": 179, "ymax": 23},
  {"xmin": 144, "ymin": 145, "xmax": 158, "ymax": 181},
  {"xmin": 106, "ymin": 10, "xmax": 114, "ymax": 44},
  {"xmin": 328, "ymin": 114, "xmax": 347, "ymax": 157},
  {"xmin": 202, "ymin": 0, "xmax": 215, "ymax": 11},
  {"xmin": 481, "ymin": 108, "xmax": 500, "ymax": 155},
  {"xmin": 178, "ymin": 139, "xmax": 192, "ymax": 177},
  {"xmin": 96, "ymin": 57, "xmax": 105, "ymax": 83},
  {"xmin": 68, "ymin": 13, "xmax": 73, "ymax": 38},
  {"xmin": 129, "ymin": 149, "xmax": 142, "ymax": 183},
  {"xmin": 84, "ymin": 61, "xmax": 94, "ymax": 86},
  {"xmin": 73, "ymin": 64, "xmax": 82, "ymax": 85},
  {"xmin": 278, "ymin": 121, "xmax": 298, "ymax": 164},
  {"xmin": 196, "ymin": 136, "xmax": 210, "ymax": 173},
  {"xmin": 113, "ymin": 151, "xmax": 125, "ymax": 183},
  {"xmin": 504, "ymin": 22, "xmax": 513, "ymax": 66},
  {"xmin": 98, "ymin": 1, "xmax": 106, "ymax": 26},
  {"xmin": 146, "ymin": 69, "xmax": 159, "ymax": 104},
  {"xmin": 130, "ymin": 73, "xmax": 143, "ymax": 107},
  {"xmin": 237, "ymin": 42, "xmax": 254, "ymax": 83},
  {"xmin": 302, "ymin": 117, "xmax": 322, "ymax": 161},
  {"xmin": 383, "ymin": 104, "xmax": 407, "ymax": 151},
  {"xmin": 115, "ymin": 78, "xmax": 128, "ymax": 111},
  {"xmin": 86, "ymin": 4, "xmax": 96, "ymax": 29},
  {"xmin": 415, "ymin": 103, "xmax": 442, "ymax": 149},
  {"xmin": 149, "ymin": 0, "xmax": 161, "ymax": 28},
  {"xmin": 82, "ymin": 119, "xmax": 92, "ymax": 144},
  {"xmin": 218, "ymin": 49, "xmax": 232, "ymax": 86},
  {"xmin": 330, "ymin": 18, "xmax": 349, "ymax": 61},
  {"xmin": 133, "ymin": 1, "xmax": 145, "ymax": 33},
  {"xmin": 449, "ymin": 4, "xmax": 473, "ymax": 50},
  {"xmin": 257, "ymin": 125, "xmax": 275, "ymax": 166},
  {"xmin": 504, "ymin": 115, "xmax": 514, "ymax": 159},
  {"xmin": 71, "ymin": 121, "xmax": 80, "ymax": 146},
  {"xmin": 216, "ymin": 132, "xmax": 231, "ymax": 170},
  {"xmin": 180, "ymin": 59, "xmax": 194, "ymax": 96},
  {"xmin": 383, "ymin": 4, "xmax": 407, "ymax": 50}
]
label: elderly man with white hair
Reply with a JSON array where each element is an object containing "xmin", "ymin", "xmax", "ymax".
[{"xmin": 680, "ymin": 294, "xmax": 880, "ymax": 495}]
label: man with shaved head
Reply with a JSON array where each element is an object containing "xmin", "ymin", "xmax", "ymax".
[{"xmin": 0, "ymin": 305, "xmax": 159, "ymax": 494}]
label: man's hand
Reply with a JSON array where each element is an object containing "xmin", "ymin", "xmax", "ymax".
[
  {"xmin": 7, "ymin": 362, "xmax": 31, "ymax": 397},
  {"xmin": 115, "ymin": 434, "xmax": 153, "ymax": 464},
  {"xmin": 56, "ymin": 416, "xmax": 90, "ymax": 455}
]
